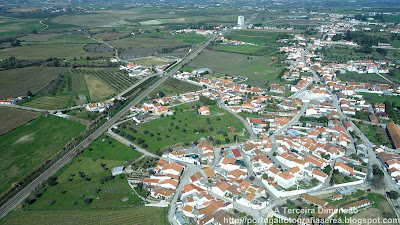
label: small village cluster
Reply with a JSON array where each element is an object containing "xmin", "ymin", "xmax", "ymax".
[{"xmin": 104, "ymin": 13, "xmax": 400, "ymax": 224}]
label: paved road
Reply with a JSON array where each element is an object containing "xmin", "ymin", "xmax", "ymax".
[
  {"xmin": 215, "ymin": 96, "xmax": 258, "ymax": 141},
  {"xmin": 289, "ymin": 46, "xmax": 315, "ymax": 99}
]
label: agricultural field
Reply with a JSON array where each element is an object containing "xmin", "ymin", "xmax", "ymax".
[
  {"xmin": 85, "ymin": 75, "xmax": 115, "ymax": 103},
  {"xmin": 50, "ymin": 8, "xmax": 179, "ymax": 28},
  {"xmin": 0, "ymin": 44, "xmax": 113, "ymax": 60},
  {"xmin": 21, "ymin": 95, "xmax": 72, "ymax": 110},
  {"xmin": 20, "ymin": 68, "xmax": 137, "ymax": 109},
  {"xmin": 20, "ymin": 34, "xmax": 97, "ymax": 46},
  {"xmin": 337, "ymin": 71, "xmax": 391, "ymax": 84},
  {"xmin": 149, "ymin": 77, "xmax": 202, "ymax": 98},
  {"xmin": 213, "ymin": 45, "xmax": 265, "ymax": 54},
  {"xmin": 0, "ymin": 16, "xmax": 45, "ymax": 37},
  {"xmin": 0, "ymin": 108, "xmax": 40, "ymax": 136},
  {"xmin": 2, "ymin": 206, "xmax": 169, "ymax": 225},
  {"xmin": 165, "ymin": 33, "xmax": 208, "ymax": 44},
  {"xmin": 74, "ymin": 68, "xmax": 141, "ymax": 92},
  {"xmin": 131, "ymin": 56, "xmax": 171, "ymax": 67},
  {"xmin": 22, "ymin": 135, "xmax": 141, "ymax": 210},
  {"xmin": 108, "ymin": 36, "xmax": 183, "ymax": 49},
  {"xmin": 94, "ymin": 31, "xmax": 131, "ymax": 41},
  {"xmin": 188, "ymin": 50, "xmax": 285, "ymax": 87},
  {"xmin": 224, "ymin": 30, "xmax": 288, "ymax": 45},
  {"xmin": 119, "ymin": 102, "xmax": 247, "ymax": 155},
  {"xmin": 0, "ymin": 116, "xmax": 86, "ymax": 196},
  {"xmin": 0, "ymin": 67, "xmax": 71, "ymax": 99},
  {"xmin": 19, "ymin": 33, "xmax": 63, "ymax": 42}
]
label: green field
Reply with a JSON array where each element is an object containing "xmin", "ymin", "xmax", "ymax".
[
  {"xmin": 149, "ymin": 77, "xmax": 202, "ymax": 98},
  {"xmin": 108, "ymin": 36, "xmax": 183, "ymax": 49},
  {"xmin": 214, "ymin": 45, "xmax": 265, "ymax": 54},
  {"xmin": 165, "ymin": 33, "xmax": 208, "ymax": 44},
  {"xmin": 0, "ymin": 116, "xmax": 86, "ymax": 196},
  {"xmin": 21, "ymin": 34, "xmax": 97, "ymax": 46},
  {"xmin": 390, "ymin": 40, "xmax": 400, "ymax": 48},
  {"xmin": 2, "ymin": 206, "xmax": 168, "ymax": 225},
  {"xmin": 337, "ymin": 71, "xmax": 391, "ymax": 84},
  {"xmin": 0, "ymin": 107, "xmax": 40, "ymax": 136},
  {"xmin": 0, "ymin": 44, "xmax": 113, "ymax": 60},
  {"xmin": 120, "ymin": 102, "xmax": 247, "ymax": 154},
  {"xmin": 225, "ymin": 30, "xmax": 286, "ymax": 45},
  {"xmin": 22, "ymin": 135, "xmax": 141, "ymax": 210},
  {"xmin": 0, "ymin": 16, "xmax": 45, "ymax": 37},
  {"xmin": 353, "ymin": 121, "xmax": 390, "ymax": 146},
  {"xmin": 188, "ymin": 50, "xmax": 285, "ymax": 87},
  {"xmin": 361, "ymin": 93, "xmax": 400, "ymax": 106},
  {"xmin": 0, "ymin": 67, "xmax": 71, "ymax": 99}
]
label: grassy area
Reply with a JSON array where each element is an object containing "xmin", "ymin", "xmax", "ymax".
[
  {"xmin": 225, "ymin": 30, "xmax": 285, "ymax": 45},
  {"xmin": 361, "ymin": 93, "xmax": 400, "ymax": 106},
  {"xmin": 2, "ymin": 207, "xmax": 169, "ymax": 225},
  {"xmin": 0, "ymin": 67, "xmax": 71, "ymax": 99},
  {"xmin": 0, "ymin": 116, "xmax": 86, "ymax": 196},
  {"xmin": 331, "ymin": 172, "xmax": 358, "ymax": 184},
  {"xmin": 149, "ymin": 77, "xmax": 202, "ymax": 98},
  {"xmin": 337, "ymin": 71, "xmax": 391, "ymax": 84},
  {"xmin": 85, "ymin": 75, "xmax": 115, "ymax": 103},
  {"xmin": 188, "ymin": 49, "xmax": 285, "ymax": 87},
  {"xmin": 0, "ymin": 44, "xmax": 112, "ymax": 60},
  {"xmin": 20, "ymin": 95, "xmax": 72, "ymax": 110},
  {"xmin": 131, "ymin": 56, "xmax": 171, "ymax": 67},
  {"xmin": 353, "ymin": 121, "xmax": 390, "ymax": 146},
  {"xmin": 22, "ymin": 135, "xmax": 141, "ymax": 210},
  {"xmin": 323, "ymin": 47, "xmax": 399, "ymax": 63},
  {"xmin": 0, "ymin": 107, "xmax": 40, "ymax": 136},
  {"xmin": 0, "ymin": 16, "xmax": 45, "ymax": 37},
  {"xmin": 213, "ymin": 45, "xmax": 265, "ymax": 54},
  {"xmin": 119, "ymin": 102, "xmax": 247, "ymax": 155},
  {"xmin": 390, "ymin": 40, "xmax": 400, "ymax": 48}
]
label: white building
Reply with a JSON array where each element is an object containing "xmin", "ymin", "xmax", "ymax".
[{"xmin": 237, "ymin": 16, "xmax": 245, "ymax": 27}]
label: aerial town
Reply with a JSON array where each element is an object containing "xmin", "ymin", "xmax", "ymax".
[{"xmin": 1, "ymin": 0, "xmax": 400, "ymax": 224}]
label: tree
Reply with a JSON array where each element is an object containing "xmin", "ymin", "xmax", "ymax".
[
  {"xmin": 387, "ymin": 190, "xmax": 399, "ymax": 199},
  {"xmin": 323, "ymin": 165, "xmax": 332, "ymax": 175},
  {"xmin": 47, "ymin": 176, "xmax": 58, "ymax": 186},
  {"xmin": 27, "ymin": 90, "xmax": 33, "ymax": 97},
  {"xmin": 158, "ymin": 91, "xmax": 165, "ymax": 97},
  {"xmin": 372, "ymin": 165, "xmax": 385, "ymax": 189},
  {"xmin": 376, "ymin": 48, "xmax": 387, "ymax": 56},
  {"xmin": 84, "ymin": 198, "xmax": 93, "ymax": 204}
]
